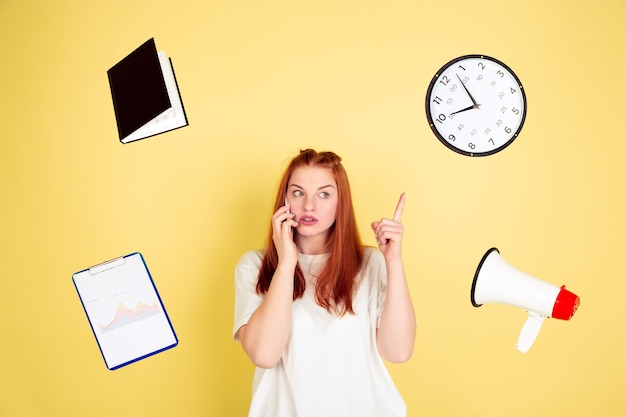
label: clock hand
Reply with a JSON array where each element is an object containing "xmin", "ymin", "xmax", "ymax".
[
  {"xmin": 449, "ymin": 104, "xmax": 479, "ymax": 116},
  {"xmin": 456, "ymin": 74, "xmax": 480, "ymax": 106}
]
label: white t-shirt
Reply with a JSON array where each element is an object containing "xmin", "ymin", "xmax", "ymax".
[{"xmin": 233, "ymin": 247, "xmax": 406, "ymax": 417}]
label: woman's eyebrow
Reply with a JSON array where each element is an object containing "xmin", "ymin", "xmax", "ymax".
[
  {"xmin": 289, "ymin": 184, "xmax": 335, "ymax": 191},
  {"xmin": 318, "ymin": 184, "xmax": 335, "ymax": 191}
]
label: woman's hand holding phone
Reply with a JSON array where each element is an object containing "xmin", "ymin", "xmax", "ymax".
[{"xmin": 272, "ymin": 199, "xmax": 299, "ymax": 266}]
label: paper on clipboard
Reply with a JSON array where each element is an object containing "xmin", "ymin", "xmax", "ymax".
[{"xmin": 72, "ymin": 252, "xmax": 178, "ymax": 370}]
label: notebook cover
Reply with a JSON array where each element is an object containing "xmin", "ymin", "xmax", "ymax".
[{"xmin": 107, "ymin": 38, "xmax": 171, "ymax": 140}]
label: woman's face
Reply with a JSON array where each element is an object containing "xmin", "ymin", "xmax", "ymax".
[{"xmin": 287, "ymin": 165, "xmax": 338, "ymax": 253}]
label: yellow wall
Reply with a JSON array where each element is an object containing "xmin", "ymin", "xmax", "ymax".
[{"xmin": 1, "ymin": 1, "xmax": 625, "ymax": 415}]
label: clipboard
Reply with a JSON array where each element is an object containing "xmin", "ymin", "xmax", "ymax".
[{"xmin": 72, "ymin": 252, "xmax": 178, "ymax": 370}]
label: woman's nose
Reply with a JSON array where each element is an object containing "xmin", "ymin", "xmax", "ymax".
[{"xmin": 303, "ymin": 195, "xmax": 315, "ymax": 211}]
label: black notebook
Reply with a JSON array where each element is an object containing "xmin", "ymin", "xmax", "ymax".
[{"xmin": 107, "ymin": 38, "xmax": 188, "ymax": 143}]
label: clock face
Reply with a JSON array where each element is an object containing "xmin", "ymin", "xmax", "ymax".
[{"xmin": 425, "ymin": 55, "xmax": 527, "ymax": 156}]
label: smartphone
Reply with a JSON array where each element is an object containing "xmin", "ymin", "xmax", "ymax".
[{"xmin": 285, "ymin": 197, "xmax": 291, "ymax": 214}]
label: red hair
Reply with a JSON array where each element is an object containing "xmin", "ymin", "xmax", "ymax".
[{"xmin": 256, "ymin": 149, "xmax": 364, "ymax": 315}]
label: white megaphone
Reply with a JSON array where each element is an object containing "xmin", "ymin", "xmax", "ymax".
[{"xmin": 471, "ymin": 247, "xmax": 580, "ymax": 353}]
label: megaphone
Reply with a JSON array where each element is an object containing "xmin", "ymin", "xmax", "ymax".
[{"xmin": 471, "ymin": 247, "xmax": 580, "ymax": 353}]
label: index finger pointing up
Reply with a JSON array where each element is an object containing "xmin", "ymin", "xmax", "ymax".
[{"xmin": 393, "ymin": 192, "xmax": 406, "ymax": 222}]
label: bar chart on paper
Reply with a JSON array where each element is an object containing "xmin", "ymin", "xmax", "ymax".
[{"xmin": 73, "ymin": 253, "xmax": 178, "ymax": 370}]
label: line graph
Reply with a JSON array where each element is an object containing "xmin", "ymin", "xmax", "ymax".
[{"xmin": 99, "ymin": 300, "xmax": 161, "ymax": 332}]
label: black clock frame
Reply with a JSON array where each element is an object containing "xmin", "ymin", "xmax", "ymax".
[{"xmin": 425, "ymin": 54, "xmax": 527, "ymax": 157}]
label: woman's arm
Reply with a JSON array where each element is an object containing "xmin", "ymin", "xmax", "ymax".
[
  {"xmin": 377, "ymin": 256, "xmax": 416, "ymax": 363},
  {"xmin": 236, "ymin": 203, "xmax": 299, "ymax": 369},
  {"xmin": 371, "ymin": 193, "xmax": 416, "ymax": 363},
  {"xmin": 236, "ymin": 262, "xmax": 295, "ymax": 368}
]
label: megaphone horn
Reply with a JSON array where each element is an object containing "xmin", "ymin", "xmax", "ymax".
[{"xmin": 471, "ymin": 247, "xmax": 580, "ymax": 353}]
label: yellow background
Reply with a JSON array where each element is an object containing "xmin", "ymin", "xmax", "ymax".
[{"xmin": 1, "ymin": 1, "xmax": 624, "ymax": 416}]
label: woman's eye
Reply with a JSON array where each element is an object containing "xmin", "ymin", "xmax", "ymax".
[
  {"xmin": 292, "ymin": 190, "xmax": 304, "ymax": 197},
  {"xmin": 319, "ymin": 192, "xmax": 330, "ymax": 199}
]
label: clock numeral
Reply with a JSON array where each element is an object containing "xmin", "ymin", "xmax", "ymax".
[
  {"xmin": 488, "ymin": 138, "xmax": 495, "ymax": 146},
  {"xmin": 504, "ymin": 127, "xmax": 512, "ymax": 134},
  {"xmin": 512, "ymin": 107, "xmax": 520, "ymax": 115},
  {"xmin": 496, "ymin": 70, "xmax": 505, "ymax": 78},
  {"xmin": 433, "ymin": 96, "xmax": 443, "ymax": 105},
  {"xmin": 478, "ymin": 62, "xmax": 486, "ymax": 70},
  {"xmin": 498, "ymin": 92, "xmax": 505, "ymax": 99},
  {"xmin": 439, "ymin": 75, "xmax": 451, "ymax": 86},
  {"xmin": 448, "ymin": 134, "xmax": 456, "ymax": 142},
  {"xmin": 510, "ymin": 87, "xmax": 518, "ymax": 94},
  {"xmin": 435, "ymin": 114, "xmax": 447, "ymax": 124},
  {"xmin": 468, "ymin": 142, "xmax": 476, "ymax": 150}
]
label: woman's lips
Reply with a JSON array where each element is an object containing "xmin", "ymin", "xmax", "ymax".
[{"xmin": 297, "ymin": 215, "xmax": 318, "ymax": 226}]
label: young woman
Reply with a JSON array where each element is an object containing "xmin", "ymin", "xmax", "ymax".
[{"xmin": 233, "ymin": 149, "xmax": 416, "ymax": 417}]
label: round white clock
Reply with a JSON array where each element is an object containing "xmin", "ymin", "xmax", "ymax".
[{"xmin": 425, "ymin": 55, "xmax": 527, "ymax": 156}]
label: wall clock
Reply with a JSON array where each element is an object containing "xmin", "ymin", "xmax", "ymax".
[{"xmin": 425, "ymin": 54, "xmax": 527, "ymax": 156}]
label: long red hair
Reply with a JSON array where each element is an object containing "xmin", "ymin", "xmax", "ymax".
[{"xmin": 256, "ymin": 149, "xmax": 364, "ymax": 315}]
